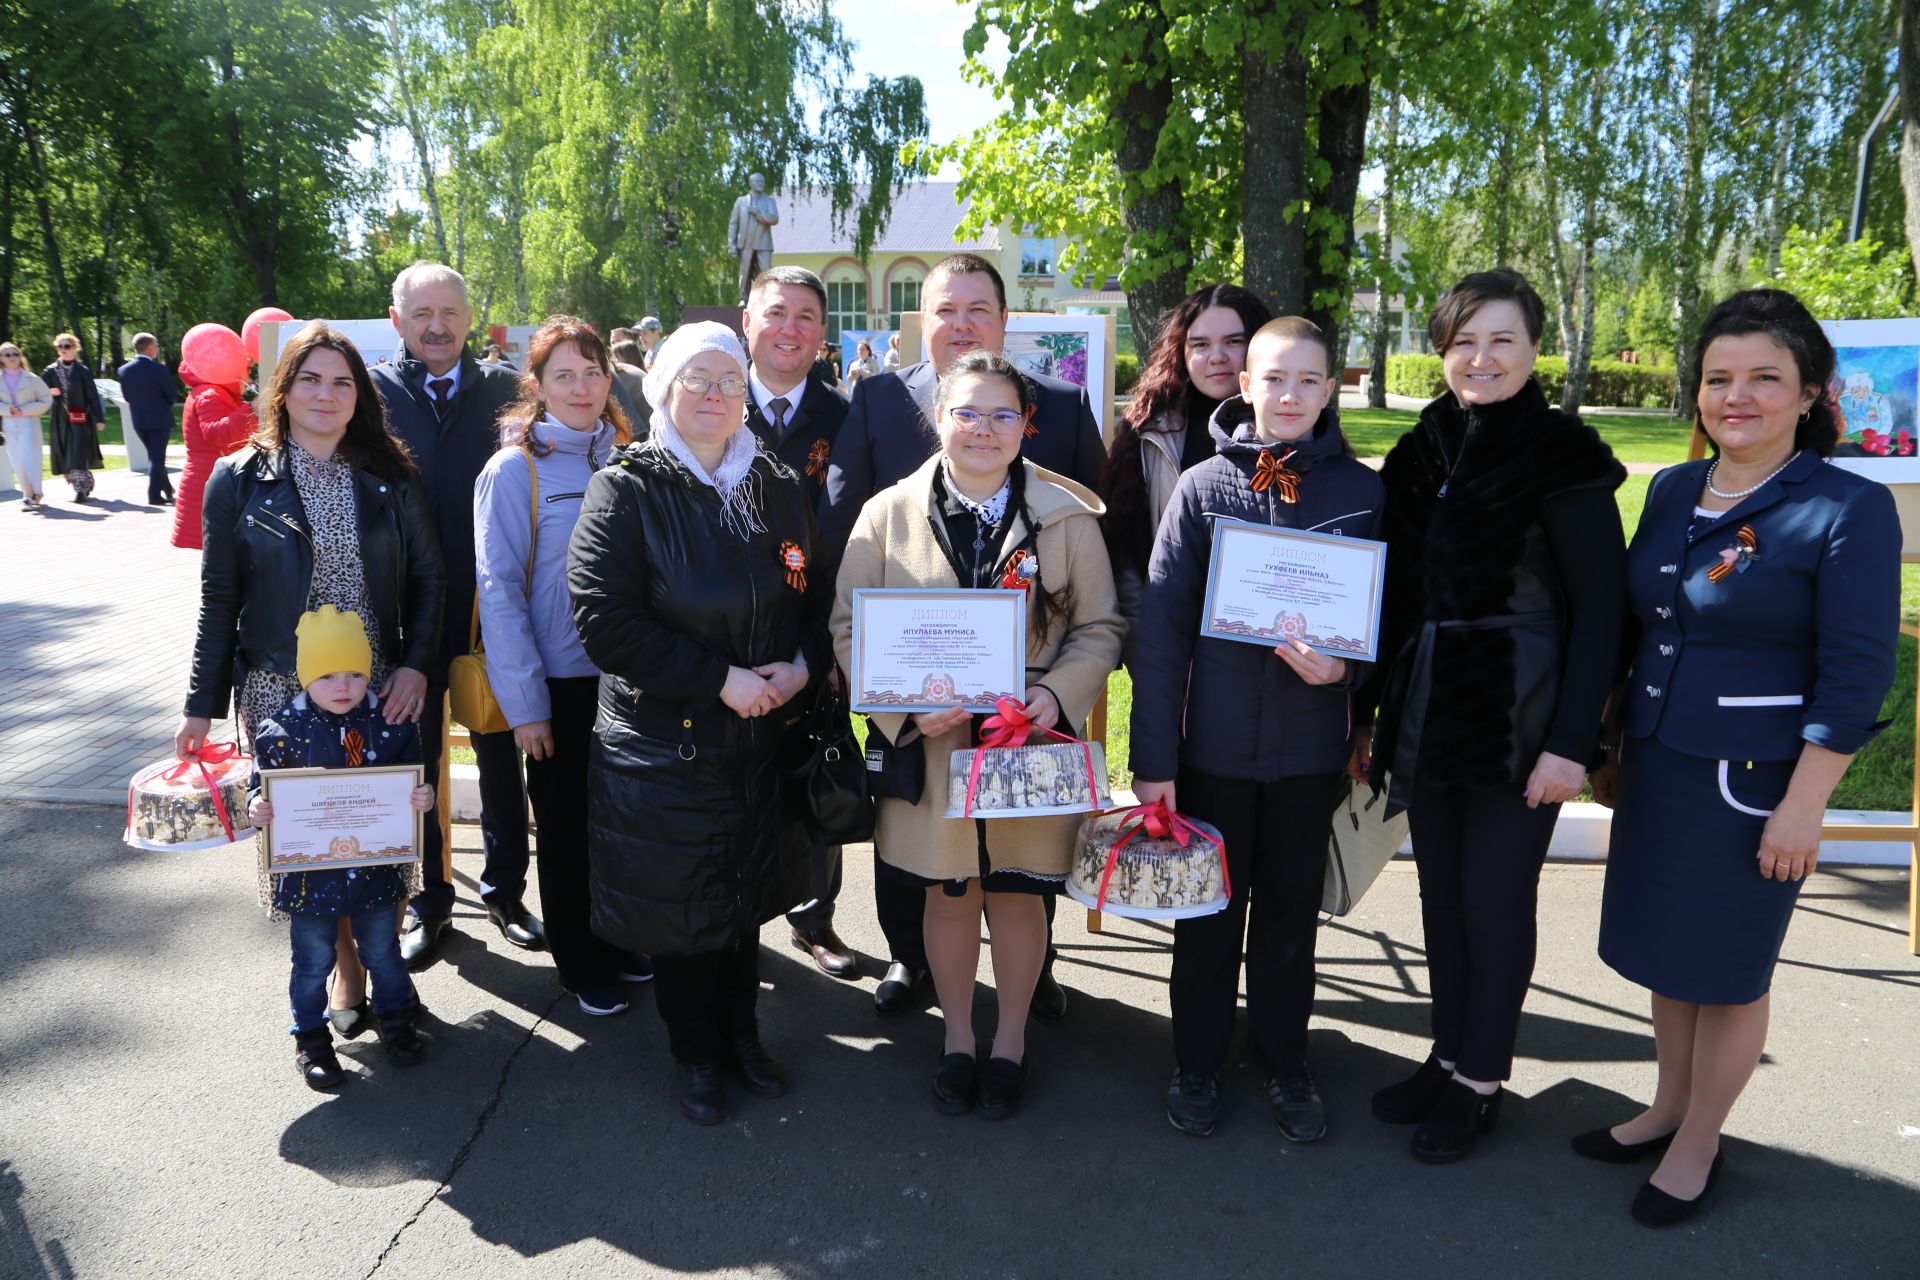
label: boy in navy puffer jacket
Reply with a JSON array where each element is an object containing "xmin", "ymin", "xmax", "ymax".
[{"xmin": 248, "ymin": 606, "xmax": 436, "ymax": 1090}]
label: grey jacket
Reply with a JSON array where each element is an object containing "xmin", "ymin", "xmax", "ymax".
[
  {"xmin": 1129, "ymin": 402, "xmax": 1385, "ymax": 783},
  {"xmin": 474, "ymin": 417, "xmax": 617, "ymax": 727}
]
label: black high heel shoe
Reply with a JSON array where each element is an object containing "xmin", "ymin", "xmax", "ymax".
[
  {"xmin": 1571, "ymin": 1124, "xmax": 1676, "ymax": 1164},
  {"xmin": 1411, "ymin": 1080, "xmax": 1502, "ymax": 1163},
  {"xmin": 1632, "ymin": 1153, "xmax": 1723, "ymax": 1227}
]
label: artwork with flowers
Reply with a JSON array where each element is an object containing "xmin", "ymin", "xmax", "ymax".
[{"xmin": 1822, "ymin": 318, "xmax": 1920, "ymax": 482}]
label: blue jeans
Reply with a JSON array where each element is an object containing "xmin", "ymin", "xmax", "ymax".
[{"xmin": 289, "ymin": 906, "xmax": 416, "ymax": 1034}]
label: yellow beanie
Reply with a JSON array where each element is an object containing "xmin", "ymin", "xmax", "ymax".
[{"xmin": 296, "ymin": 606, "xmax": 373, "ymax": 688}]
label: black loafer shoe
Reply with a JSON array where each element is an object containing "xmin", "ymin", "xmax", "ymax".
[
  {"xmin": 1165, "ymin": 1069, "xmax": 1220, "ymax": 1137},
  {"xmin": 377, "ymin": 1011, "xmax": 428, "ymax": 1067},
  {"xmin": 1632, "ymin": 1153, "xmax": 1723, "ymax": 1227},
  {"xmin": 1411, "ymin": 1080, "xmax": 1502, "ymax": 1164},
  {"xmin": 400, "ymin": 915, "xmax": 453, "ymax": 971},
  {"xmin": 1030, "ymin": 968, "xmax": 1068, "ymax": 1023},
  {"xmin": 933, "ymin": 1052, "xmax": 978, "ymax": 1115},
  {"xmin": 730, "ymin": 1036, "xmax": 791, "ymax": 1099},
  {"xmin": 1266, "ymin": 1068, "xmax": 1328, "ymax": 1143},
  {"xmin": 485, "ymin": 898, "xmax": 546, "ymax": 950},
  {"xmin": 327, "ymin": 999, "xmax": 372, "ymax": 1040},
  {"xmin": 294, "ymin": 1030, "xmax": 344, "ymax": 1090},
  {"xmin": 1572, "ymin": 1125, "xmax": 1677, "ymax": 1164},
  {"xmin": 874, "ymin": 962, "xmax": 930, "ymax": 1016},
  {"xmin": 977, "ymin": 1056, "xmax": 1027, "ymax": 1120},
  {"xmin": 680, "ymin": 1062, "xmax": 728, "ymax": 1125},
  {"xmin": 1372, "ymin": 1054, "xmax": 1452, "ymax": 1124}
]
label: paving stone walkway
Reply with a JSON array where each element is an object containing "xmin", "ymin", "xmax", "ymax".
[{"xmin": 0, "ymin": 453, "xmax": 239, "ymax": 802}]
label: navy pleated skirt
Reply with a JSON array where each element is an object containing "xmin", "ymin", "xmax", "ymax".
[{"xmin": 1599, "ymin": 735, "xmax": 1804, "ymax": 1005}]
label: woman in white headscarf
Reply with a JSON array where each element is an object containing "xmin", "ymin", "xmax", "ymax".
[{"xmin": 567, "ymin": 321, "xmax": 829, "ymax": 1126}]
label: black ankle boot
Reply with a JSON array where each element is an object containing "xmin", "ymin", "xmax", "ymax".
[
  {"xmin": 680, "ymin": 1062, "xmax": 728, "ymax": 1125},
  {"xmin": 1411, "ymin": 1079, "xmax": 1502, "ymax": 1163},
  {"xmin": 294, "ymin": 1029, "xmax": 344, "ymax": 1090},
  {"xmin": 377, "ymin": 1009, "xmax": 427, "ymax": 1067},
  {"xmin": 1371, "ymin": 1054, "xmax": 1451, "ymax": 1124}
]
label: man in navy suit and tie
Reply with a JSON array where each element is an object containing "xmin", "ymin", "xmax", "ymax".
[
  {"xmin": 740, "ymin": 266, "xmax": 858, "ymax": 979},
  {"xmin": 118, "ymin": 333, "xmax": 178, "ymax": 505},
  {"xmin": 818, "ymin": 251, "xmax": 1108, "ymax": 1020}
]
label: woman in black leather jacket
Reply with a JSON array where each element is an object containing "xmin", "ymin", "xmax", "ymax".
[
  {"xmin": 568, "ymin": 322, "xmax": 826, "ymax": 1127},
  {"xmin": 176, "ymin": 324, "xmax": 443, "ymax": 1021}
]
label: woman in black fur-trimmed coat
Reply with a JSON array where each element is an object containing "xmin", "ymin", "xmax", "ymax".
[{"xmin": 1354, "ymin": 270, "xmax": 1625, "ymax": 1164}]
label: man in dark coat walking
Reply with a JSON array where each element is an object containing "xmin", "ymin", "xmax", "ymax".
[
  {"xmin": 816, "ymin": 251, "xmax": 1108, "ymax": 1020},
  {"xmin": 118, "ymin": 333, "xmax": 178, "ymax": 505},
  {"xmin": 371, "ymin": 261, "xmax": 542, "ymax": 969},
  {"xmin": 740, "ymin": 266, "xmax": 856, "ymax": 979}
]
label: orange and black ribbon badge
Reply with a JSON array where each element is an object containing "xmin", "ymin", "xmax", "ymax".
[
  {"xmin": 1251, "ymin": 449, "xmax": 1301, "ymax": 502},
  {"xmin": 343, "ymin": 728, "xmax": 365, "ymax": 765},
  {"xmin": 1706, "ymin": 524, "xmax": 1759, "ymax": 583},
  {"xmin": 806, "ymin": 438, "xmax": 830, "ymax": 482},
  {"xmin": 1023, "ymin": 420, "xmax": 1039, "ymax": 439},
  {"xmin": 1000, "ymin": 549, "xmax": 1039, "ymax": 592},
  {"xmin": 779, "ymin": 540, "xmax": 808, "ymax": 591}
]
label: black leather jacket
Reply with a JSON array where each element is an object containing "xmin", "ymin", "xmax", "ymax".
[{"xmin": 184, "ymin": 446, "xmax": 445, "ymax": 719}]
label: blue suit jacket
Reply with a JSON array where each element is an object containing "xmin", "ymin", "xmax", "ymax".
[
  {"xmin": 1621, "ymin": 451, "xmax": 1900, "ymax": 761},
  {"xmin": 816, "ymin": 359, "xmax": 1106, "ymax": 574},
  {"xmin": 116, "ymin": 354, "xmax": 178, "ymax": 435}
]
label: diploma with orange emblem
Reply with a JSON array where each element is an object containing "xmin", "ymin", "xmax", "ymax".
[
  {"xmin": 850, "ymin": 588, "xmax": 1028, "ymax": 714},
  {"xmin": 1200, "ymin": 519, "xmax": 1386, "ymax": 661},
  {"xmin": 261, "ymin": 764, "xmax": 424, "ymax": 874}
]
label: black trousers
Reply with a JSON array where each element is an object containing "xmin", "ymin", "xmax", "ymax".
[
  {"xmin": 652, "ymin": 938, "xmax": 760, "ymax": 1063},
  {"xmin": 525, "ymin": 677, "xmax": 623, "ymax": 991},
  {"xmin": 786, "ymin": 844, "xmax": 843, "ymax": 933},
  {"xmin": 413, "ymin": 675, "xmax": 532, "ymax": 918},
  {"xmin": 136, "ymin": 427, "xmax": 173, "ymax": 502},
  {"xmin": 1170, "ymin": 768, "xmax": 1342, "ymax": 1077},
  {"xmin": 874, "ymin": 853, "xmax": 1056, "ymax": 970},
  {"xmin": 1407, "ymin": 778, "xmax": 1561, "ymax": 1082}
]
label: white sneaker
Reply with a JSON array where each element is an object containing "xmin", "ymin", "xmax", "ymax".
[{"xmin": 576, "ymin": 987, "xmax": 630, "ymax": 1016}]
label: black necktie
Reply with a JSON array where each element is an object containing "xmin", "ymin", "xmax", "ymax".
[
  {"xmin": 430, "ymin": 377, "xmax": 452, "ymax": 407},
  {"xmin": 768, "ymin": 396, "xmax": 790, "ymax": 440}
]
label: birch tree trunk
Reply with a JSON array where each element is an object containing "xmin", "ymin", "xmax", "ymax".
[
  {"xmin": 1368, "ymin": 79, "xmax": 1401, "ymax": 410},
  {"xmin": 1671, "ymin": 0, "xmax": 1717, "ymax": 405},
  {"xmin": 386, "ymin": 9, "xmax": 449, "ymax": 263}
]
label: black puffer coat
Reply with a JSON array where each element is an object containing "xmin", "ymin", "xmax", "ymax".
[
  {"xmin": 568, "ymin": 441, "xmax": 828, "ymax": 956},
  {"xmin": 185, "ymin": 446, "xmax": 444, "ymax": 719}
]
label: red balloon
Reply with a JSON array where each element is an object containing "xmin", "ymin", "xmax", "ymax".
[
  {"xmin": 241, "ymin": 306, "xmax": 296, "ymax": 363},
  {"xmin": 181, "ymin": 323, "xmax": 249, "ymax": 386}
]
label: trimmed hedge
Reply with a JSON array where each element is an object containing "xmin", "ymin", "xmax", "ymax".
[
  {"xmin": 1114, "ymin": 352, "xmax": 1140, "ymax": 394},
  {"xmin": 1384, "ymin": 353, "xmax": 1676, "ymax": 409}
]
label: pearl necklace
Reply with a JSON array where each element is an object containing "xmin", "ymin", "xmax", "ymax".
[{"xmin": 1705, "ymin": 453, "xmax": 1795, "ymax": 501}]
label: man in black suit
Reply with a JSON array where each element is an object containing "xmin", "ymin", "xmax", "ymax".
[
  {"xmin": 818, "ymin": 251, "xmax": 1108, "ymax": 1019},
  {"xmin": 117, "ymin": 333, "xmax": 178, "ymax": 505},
  {"xmin": 370, "ymin": 261, "xmax": 544, "ymax": 969},
  {"xmin": 741, "ymin": 266, "xmax": 858, "ymax": 979}
]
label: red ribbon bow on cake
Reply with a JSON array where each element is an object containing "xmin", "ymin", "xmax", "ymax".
[
  {"xmin": 1251, "ymin": 449, "xmax": 1300, "ymax": 502},
  {"xmin": 963, "ymin": 695, "xmax": 1101, "ymax": 818},
  {"xmin": 128, "ymin": 741, "xmax": 247, "ymax": 843},
  {"xmin": 1093, "ymin": 799, "xmax": 1229, "ymax": 912}
]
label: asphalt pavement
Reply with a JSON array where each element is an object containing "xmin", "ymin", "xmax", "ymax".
[{"xmin": 2, "ymin": 801, "xmax": 1916, "ymax": 1279}]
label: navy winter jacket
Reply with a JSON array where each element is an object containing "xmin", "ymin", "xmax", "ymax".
[
  {"xmin": 249, "ymin": 690, "xmax": 421, "ymax": 918},
  {"xmin": 1128, "ymin": 402, "xmax": 1384, "ymax": 783}
]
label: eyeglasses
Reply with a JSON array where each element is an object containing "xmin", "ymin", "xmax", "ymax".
[
  {"xmin": 55, "ymin": 342, "xmax": 76, "ymax": 351},
  {"xmin": 946, "ymin": 406, "xmax": 1025, "ymax": 433},
  {"xmin": 674, "ymin": 372, "xmax": 748, "ymax": 397}
]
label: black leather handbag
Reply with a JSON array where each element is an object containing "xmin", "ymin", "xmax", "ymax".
[{"xmin": 786, "ymin": 681, "xmax": 876, "ymax": 844}]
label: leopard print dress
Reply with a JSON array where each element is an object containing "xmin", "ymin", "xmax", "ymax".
[{"xmin": 240, "ymin": 442, "xmax": 417, "ymax": 915}]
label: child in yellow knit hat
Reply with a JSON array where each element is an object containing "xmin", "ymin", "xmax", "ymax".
[{"xmin": 247, "ymin": 606, "xmax": 436, "ymax": 1090}]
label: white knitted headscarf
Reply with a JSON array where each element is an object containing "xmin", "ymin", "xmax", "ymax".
[{"xmin": 642, "ymin": 321, "xmax": 765, "ymax": 537}]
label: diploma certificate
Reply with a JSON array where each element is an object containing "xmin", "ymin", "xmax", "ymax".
[
  {"xmin": 1200, "ymin": 519, "xmax": 1386, "ymax": 660},
  {"xmin": 850, "ymin": 588, "xmax": 1027, "ymax": 714},
  {"xmin": 262, "ymin": 765, "xmax": 424, "ymax": 874}
]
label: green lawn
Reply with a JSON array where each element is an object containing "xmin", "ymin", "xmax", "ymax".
[{"xmin": 1341, "ymin": 407, "xmax": 1694, "ymax": 465}]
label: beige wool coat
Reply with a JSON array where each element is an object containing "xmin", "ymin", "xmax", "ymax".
[{"xmin": 832, "ymin": 455, "xmax": 1125, "ymax": 884}]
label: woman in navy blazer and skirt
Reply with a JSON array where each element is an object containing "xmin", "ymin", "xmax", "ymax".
[{"xmin": 1586, "ymin": 289, "xmax": 1899, "ymax": 1226}]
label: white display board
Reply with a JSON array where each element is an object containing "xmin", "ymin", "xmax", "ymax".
[{"xmin": 258, "ymin": 319, "xmax": 403, "ymax": 380}]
